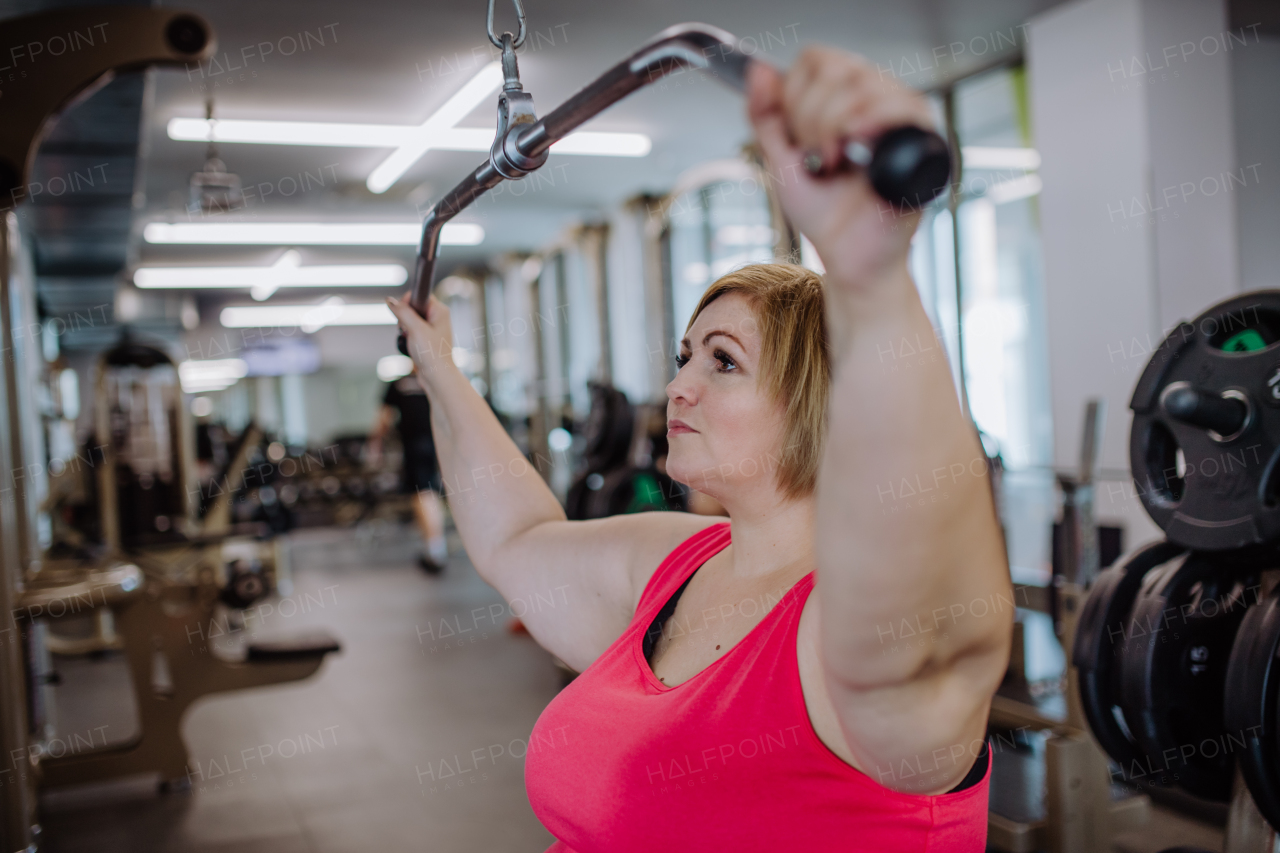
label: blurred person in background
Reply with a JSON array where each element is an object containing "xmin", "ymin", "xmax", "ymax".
[{"xmin": 369, "ymin": 364, "xmax": 449, "ymax": 574}]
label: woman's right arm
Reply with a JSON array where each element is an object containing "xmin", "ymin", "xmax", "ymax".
[{"xmin": 387, "ymin": 294, "xmax": 711, "ymax": 671}]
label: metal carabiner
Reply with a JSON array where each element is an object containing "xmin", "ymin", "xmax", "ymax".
[{"xmin": 487, "ymin": 0, "xmax": 526, "ymax": 49}]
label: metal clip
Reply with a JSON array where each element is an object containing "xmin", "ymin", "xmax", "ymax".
[
  {"xmin": 487, "ymin": 0, "xmax": 526, "ymax": 49},
  {"xmin": 489, "ymin": 32, "xmax": 547, "ymax": 179}
]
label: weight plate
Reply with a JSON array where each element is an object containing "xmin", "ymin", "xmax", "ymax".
[
  {"xmin": 1129, "ymin": 291, "xmax": 1280, "ymax": 550},
  {"xmin": 1074, "ymin": 540, "xmax": 1188, "ymax": 782},
  {"xmin": 1119, "ymin": 551, "xmax": 1259, "ymax": 801},
  {"xmin": 1224, "ymin": 585, "xmax": 1280, "ymax": 832}
]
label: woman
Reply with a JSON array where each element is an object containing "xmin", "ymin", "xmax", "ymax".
[{"xmin": 387, "ymin": 46, "xmax": 1011, "ymax": 852}]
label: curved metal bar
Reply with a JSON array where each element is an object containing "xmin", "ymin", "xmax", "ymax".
[
  {"xmin": 408, "ymin": 22, "xmax": 746, "ymax": 315},
  {"xmin": 412, "ymin": 162, "xmax": 505, "ymax": 314}
]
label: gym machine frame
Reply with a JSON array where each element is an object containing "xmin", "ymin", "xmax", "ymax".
[
  {"xmin": 0, "ymin": 11, "xmax": 216, "ymax": 847},
  {"xmin": 982, "ymin": 400, "xmax": 1153, "ymax": 853},
  {"xmin": 1, "ymin": 7, "xmax": 328, "ymax": 848}
]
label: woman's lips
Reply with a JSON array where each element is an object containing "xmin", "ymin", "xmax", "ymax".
[{"xmin": 667, "ymin": 419, "xmax": 697, "ymax": 436}]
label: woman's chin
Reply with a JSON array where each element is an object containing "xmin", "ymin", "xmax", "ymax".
[
  {"xmin": 665, "ymin": 456, "xmax": 716, "ymax": 497},
  {"xmin": 663, "ymin": 455, "xmax": 699, "ymax": 491}
]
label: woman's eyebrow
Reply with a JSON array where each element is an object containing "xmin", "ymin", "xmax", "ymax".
[
  {"xmin": 678, "ymin": 329, "xmax": 747, "ymax": 352},
  {"xmin": 703, "ymin": 330, "xmax": 745, "ymax": 350}
]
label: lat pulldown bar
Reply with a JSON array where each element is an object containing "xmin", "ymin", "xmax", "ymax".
[{"xmin": 399, "ymin": 22, "xmax": 952, "ymax": 354}]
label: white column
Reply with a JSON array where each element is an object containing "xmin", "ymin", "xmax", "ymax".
[
  {"xmin": 253, "ymin": 375, "xmax": 281, "ymax": 435},
  {"xmin": 1028, "ymin": 0, "xmax": 1241, "ymax": 543},
  {"xmin": 280, "ymin": 373, "xmax": 308, "ymax": 447},
  {"xmin": 1232, "ymin": 36, "xmax": 1280, "ymax": 291},
  {"xmin": 605, "ymin": 201, "xmax": 655, "ymax": 404}
]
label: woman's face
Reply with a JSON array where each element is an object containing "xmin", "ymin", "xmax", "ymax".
[{"xmin": 665, "ymin": 292, "xmax": 788, "ymax": 504}]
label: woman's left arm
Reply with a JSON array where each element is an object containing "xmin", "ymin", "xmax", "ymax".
[{"xmin": 749, "ymin": 51, "xmax": 1012, "ymax": 793}]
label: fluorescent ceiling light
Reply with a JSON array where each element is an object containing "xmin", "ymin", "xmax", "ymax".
[
  {"xmin": 143, "ymin": 221, "xmax": 483, "ymax": 246},
  {"xmin": 179, "ymin": 358, "xmax": 247, "ymax": 393},
  {"xmin": 134, "ymin": 250, "xmax": 407, "ymax": 301},
  {"xmin": 169, "ymin": 120, "xmax": 651, "ymax": 160},
  {"xmin": 961, "ymin": 147, "xmax": 1041, "ymax": 170},
  {"xmin": 166, "ymin": 63, "xmax": 650, "ymax": 194},
  {"xmin": 987, "ymin": 173, "xmax": 1043, "ymax": 205},
  {"xmin": 167, "ymin": 118, "xmax": 415, "ymax": 147},
  {"xmin": 220, "ymin": 297, "xmax": 397, "ymax": 332},
  {"xmin": 366, "ymin": 62, "xmax": 506, "ymax": 193}
]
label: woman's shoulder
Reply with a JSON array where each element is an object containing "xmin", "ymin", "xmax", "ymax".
[{"xmin": 594, "ymin": 511, "xmax": 726, "ymax": 610}]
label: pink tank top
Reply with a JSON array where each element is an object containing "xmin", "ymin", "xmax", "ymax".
[{"xmin": 524, "ymin": 523, "xmax": 990, "ymax": 852}]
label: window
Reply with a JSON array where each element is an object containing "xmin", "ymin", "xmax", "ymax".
[
  {"xmin": 907, "ymin": 64, "xmax": 1061, "ymax": 688},
  {"xmin": 909, "ymin": 65, "xmax": 1055, "ymax": 597},
  {"xmin": 951, "ymin": 66, "xmax": 1052, "ymax": 474}
]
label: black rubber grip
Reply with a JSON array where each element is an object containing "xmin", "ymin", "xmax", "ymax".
[
  {"xmin": 868, "ymin": 126, "xmax": 952, "ymax": 209},
  {"xmin": 397, "ymin": 333, "xmax": 409, "ymax": 357},
  {"xmin": 1162, "ymin": 385, "xmax": 1247, "ymax": 436}
]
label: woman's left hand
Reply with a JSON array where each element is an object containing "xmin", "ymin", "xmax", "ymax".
[{"xmin": 747, "ymin": 48, "xmax": 937, "ymax": 291}]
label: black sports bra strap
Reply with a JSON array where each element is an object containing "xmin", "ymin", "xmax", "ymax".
[{"xmin": 642, "ymin": 571, "xmax": 697, "ymax": 661}]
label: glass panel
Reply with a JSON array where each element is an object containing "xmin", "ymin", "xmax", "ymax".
[
  {"xmin": 953, "ymin": 65, "xmax": 1052, "ymax": 473},
  {"xmin": 906, "ymin": 67, "xmax": 1056, "ymax": 592}
]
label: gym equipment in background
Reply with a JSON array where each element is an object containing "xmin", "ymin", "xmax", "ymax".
[
  {"xmin": 0, "ymin": 5, "xmax": 341, "ymax": 822},
  {"xmin": 1224, "ymin": 582, "xmax": 1280, "ymax": 833},
  {"xmin": 1068, "ymin": 288, "xmax": 1280, "ymax": 852},
  {"xmin": 1073, "ymin": 540, "xmax": 1189, "ymax": 796},
  {"xmin": 1072, "ymin": 545, "xmax": 1262, "ymax": 803},
  {"xmin": 397, "ymin": 13, "xmax": 952, "ymax": 354},
  {"xmin": 1120, "ymin": 552, "xmax": 1258, "ymax": 801},
  {"xmin": 1129, "ymin": 291, "xmax": 1280, "ymax": 551},
  {"xmin": 11, "ymin": 335, "xmax": 341, "ymax": 792},
  {"xmin": 985, "ymin": 400, "xmax": 1157, "ymax": 853},
  {"xmin": 565, "ymin": 384, "xmax": 684, "ymax": 520},
  {"xmin": 95, "ymin": 336, "xmax": 189, "ymax": 549},
  {"xmin": 0, "ymin": 8, "xmax": 216, "ymax": 849}
]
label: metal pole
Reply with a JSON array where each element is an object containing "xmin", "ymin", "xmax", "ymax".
[
  {"xmin": 942, "ymin": 88, "xmax": 970, "ymax": 420},
  {"xmin": 0, "ymin": 213, "xmax": 38, "ymax": 853}
]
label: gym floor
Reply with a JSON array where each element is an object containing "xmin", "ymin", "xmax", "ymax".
[
  {"xmin": 38, "ymin": 525, "xmax": 561, "ymax": 853},
  {"xmin": 34, "ymin": 524, "xmax": 1227, "ymax": 853}
]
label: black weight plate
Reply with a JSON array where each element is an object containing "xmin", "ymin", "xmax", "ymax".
[
  {"xmin": 1129, "ymin": 291, "xmax": 1280, "ymax": 550},
  {"xmin": 1119, "ymin": 551, "xmax": 1259, "ymax": 801},
  {"xmin": 1224, "ymin": 586, "xmax": 1280, "ymax": 832},
  {"xmin": 1075, "ymin": 540, "xmax": 1188, "ymax": 779}
]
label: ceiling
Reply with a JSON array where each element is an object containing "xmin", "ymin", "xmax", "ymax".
[{"xmin": 5, "ymin": 0, "xmax": 1074, "ymax": 349}]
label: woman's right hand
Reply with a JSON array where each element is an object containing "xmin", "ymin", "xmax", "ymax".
[{"xmin": 387, "ymin": 293, "xmax": 455, "ymax": 382}]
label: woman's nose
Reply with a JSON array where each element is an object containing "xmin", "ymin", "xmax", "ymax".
[{"xmin": 666, "ymin": 367, "xmax": 697, "ymax": 407}]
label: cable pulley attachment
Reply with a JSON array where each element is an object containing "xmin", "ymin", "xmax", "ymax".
[{"xmin": 489, "ymin": 33, "xmax": 547, "ymax": 180}]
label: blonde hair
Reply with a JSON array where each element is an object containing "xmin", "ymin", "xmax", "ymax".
[{"xmin": 686, "ymin": 263, "xmax": 829, "ymax": 498}]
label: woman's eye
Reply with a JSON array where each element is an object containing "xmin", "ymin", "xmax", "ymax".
[
  {"xmin": 674, "ymin": 354, "xmax": 690, "ymax": 369},
  {"xmin": 714, "ymin": 349, "xmax": 737, "ymax": 371}
]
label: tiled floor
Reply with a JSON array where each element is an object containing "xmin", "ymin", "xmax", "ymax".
[{"xmin": 40, "ymin": 524, "xmax": 562, "ymax": 853}]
